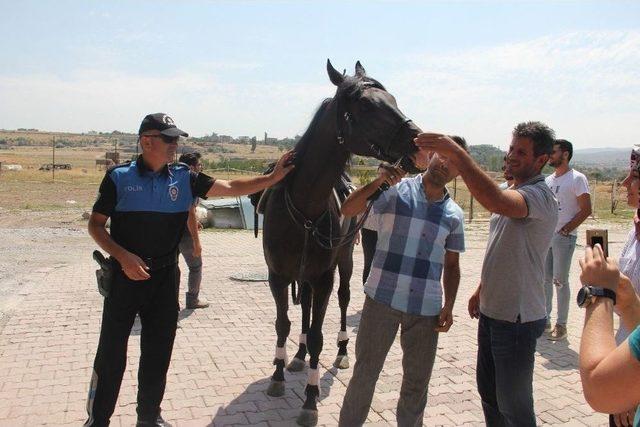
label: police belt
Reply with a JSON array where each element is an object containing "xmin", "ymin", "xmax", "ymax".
[{"xmin": 141, "ymin": 252, "xmax": 179, "ymax": 271}]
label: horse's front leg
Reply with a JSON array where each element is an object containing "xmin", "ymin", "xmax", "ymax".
[
  {"xmin": 288, "ymin": 281, "xmax": 311, "ymax": 372},
  {"xmin": 334, "ymin": 248, "xmax": 352, "ymax": 369},
  {"xmin": 297, "ymin": 272, "xmax": 334, "ymax": 427},
  {"xmin": 266, "ymin": 271, "xmax": 291, "ymax": 397}
]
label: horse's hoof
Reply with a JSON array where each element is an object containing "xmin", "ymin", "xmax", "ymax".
[
  {"xmin": 266, "ymin": 380, "xmax": 285, "ymax": 397},
  {"xmin": 333, "ymin": 355, "xmax": 349, "ymax": 369},
  {"xmin": 287, "ymin": 357, "xmax": 306, "ymax": 372},
  {"xmin": 296, "ymin": 409, "xmax": 318, "ymax": 426}
]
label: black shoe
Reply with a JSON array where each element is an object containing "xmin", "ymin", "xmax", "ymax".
[{"xmin": 136, "ymin": 415, "xmax": 172, "ymax": 427}]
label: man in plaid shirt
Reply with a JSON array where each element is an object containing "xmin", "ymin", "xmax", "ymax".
[{"xmin": 338, "ymin": 138, "xmax": 467, "ymax": 427}]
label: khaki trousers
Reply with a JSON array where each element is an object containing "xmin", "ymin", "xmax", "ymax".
[{"xmin": 339, "ymin": 296, "xmax": 439, "ymax": 427}]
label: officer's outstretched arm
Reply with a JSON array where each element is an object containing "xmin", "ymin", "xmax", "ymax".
[
  {"xmin": 88, "ymin": 212, "xmax": 150, "ymax": 281},
  {"xmin": 206, "ymin": 150, "xmax": 295, "ymax": 197}
]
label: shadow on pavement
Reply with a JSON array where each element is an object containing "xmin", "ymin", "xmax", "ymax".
[
  {"xmin": 536, "ymin": 337, "xmax": 579, "ymax": 370},
  {"xmin": 346, "ymin": 310, "xmax": 362, "ymax": 328},
  {"xmin": 206, "ymin": 365, "xmax": 341, "ymax": 426},
  {"xmin": 129, "ymin": 309, "xmax": 195, "ymax": 336}
]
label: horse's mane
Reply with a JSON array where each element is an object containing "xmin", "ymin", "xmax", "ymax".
[
  {"xmin": 292, "ymin": 97, "xmax": 333, "ymax": 160},
  {"xmin": 288, "ymin": 76, "xmax": 387, "ymax": 177}
]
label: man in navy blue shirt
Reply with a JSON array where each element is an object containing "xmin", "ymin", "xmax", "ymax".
[{"xmin": 83, "ymin": 113, "xmax": 294, "ymax": 427}]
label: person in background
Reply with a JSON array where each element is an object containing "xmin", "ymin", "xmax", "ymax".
[
  {"xmin": 544, "ymin": 139, "xmax": 592, "ymax": 340},
  {"xmin": 177, "ymin": 152, "xmax": 208, "ymax": 309},
  {"xmin": 499, "ymin": 155, "xmax": 514, "ymax": 189}
]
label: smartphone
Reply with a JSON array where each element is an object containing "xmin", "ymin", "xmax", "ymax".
[{"xmin": 586, "ymin": 229, "xmax": 609, "ymax": 258}]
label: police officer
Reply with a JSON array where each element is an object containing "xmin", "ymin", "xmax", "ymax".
[{"xmin": 84, "ymin": 113, "xmax": 295, "ymax": 427}]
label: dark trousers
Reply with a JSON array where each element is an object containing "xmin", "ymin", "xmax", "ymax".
[
  {"xmin": 476, "ymin": 313, "xmax": 546, "ymax": 427},
  {"xmin": 84, "ymin": 265, "xmax": 180, "ymax": 426},
  {"xmin": 361, "ymin": 228, "xmax": 377, "ymax": 285}
]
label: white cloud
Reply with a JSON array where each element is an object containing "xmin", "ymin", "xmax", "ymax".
[
  {"xmin": 0, "ymin": 30, "xmax": 638, "ymax": 148},
  {"xmin": 390, "ymin": 30, "xmax": 640, "ymax": 149}
]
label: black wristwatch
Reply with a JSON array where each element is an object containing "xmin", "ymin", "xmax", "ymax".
[{"xmin": 577, "ymin": 285, "xmax": 617, "ymax": 308}]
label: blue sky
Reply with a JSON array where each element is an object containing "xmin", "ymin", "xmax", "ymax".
[{"xmin": 1, "ymin": 1, "xmax": 639, "ymax": 149}]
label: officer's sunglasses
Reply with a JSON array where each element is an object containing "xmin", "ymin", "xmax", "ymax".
[{"xmin": 144, "ymin": 134, "xmax": 179, "ymax": 144}]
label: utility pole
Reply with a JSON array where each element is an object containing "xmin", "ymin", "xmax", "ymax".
[
  {"xmin": 453, "ymin": 177, "xmax": 457, "ymax": 199},
  {"xmin": 592, "ymin": 179, "xmax": 597, "ymax": 219},
  {"xmin": 52, "ymin": 136, "xmax": 55, "ymax": 182}
]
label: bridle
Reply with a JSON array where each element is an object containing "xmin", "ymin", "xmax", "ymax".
[{"xmin": 335, "ymin": 87, "xmax": 414, "ymax": 162}]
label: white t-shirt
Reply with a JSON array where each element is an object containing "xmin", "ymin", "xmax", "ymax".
[
  {"xmin": 362, "ymin": 209, "xmax": 378, "ymax": 230},
  {"xmin": 615, "ymin": 228, "xmax": 640, "ymax": 344},
  {"xmin": 545, "ymin": 169, "xmax": 590, "ymax": 234}
]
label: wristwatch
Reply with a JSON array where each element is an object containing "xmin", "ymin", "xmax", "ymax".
[{"xmin": 576, "ymin": 285, "xmax": 616, "ymax": 308}]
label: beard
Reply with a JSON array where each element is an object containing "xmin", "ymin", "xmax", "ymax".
[
  {"xmin": 426, "ymin": 169, "xmax": 448, "ymax": 187},
  {"xmin": 548, "ymin": 158, "xmax": 562, "ymax": 168}
]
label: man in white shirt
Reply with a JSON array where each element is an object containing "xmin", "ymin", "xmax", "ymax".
[{"xmin": 544, "ymin": 139, "xmax": 592, "ymax": 340}]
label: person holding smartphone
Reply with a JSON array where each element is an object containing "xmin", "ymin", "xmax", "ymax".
[{"xmin": 602, "ymin": 147, "xmax": 640, "ymax": 426}]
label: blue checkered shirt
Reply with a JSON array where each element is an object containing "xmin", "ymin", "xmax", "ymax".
[{"xmin": 364, "ymin": 174, "xmax": 465, "ymax": 316}]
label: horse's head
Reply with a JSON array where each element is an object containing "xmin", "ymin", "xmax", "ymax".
[{"xmin": 327, "ymin": 59, "xmax": 423, "ymax": 173}]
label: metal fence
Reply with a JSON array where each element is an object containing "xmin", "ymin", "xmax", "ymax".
[{"xmin": 203, "ymin": 165, "xmax": 630, "ymax": 222}]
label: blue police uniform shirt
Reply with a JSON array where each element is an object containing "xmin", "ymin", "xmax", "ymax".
[{"xmin": 92, "ymin": 155, "xmax": 214, "ymax": 259}]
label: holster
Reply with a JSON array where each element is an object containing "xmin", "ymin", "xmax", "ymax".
[{"xmin": 93, "ymin": 250, "xmax": 114, "ymax": 298}]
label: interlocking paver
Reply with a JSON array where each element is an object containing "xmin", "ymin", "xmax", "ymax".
[{"xmin": 0, "ymin": 222, "xmax": 623, "ymax": 426}]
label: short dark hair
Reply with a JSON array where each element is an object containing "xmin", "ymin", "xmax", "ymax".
[
  {"xmin": 449, "ymin": 135, "xmax": 469, "ymax": 153},
  {"xmin": 554, "ymin": 139, "xmax": 573, "ymax": 162},
  {"xmin": 512, "ymin": 121, "xmax": 555, "ymax": 157},
  {"xmin": 178, "ymin": 151, "xmax": 202, "ymax": 167}
]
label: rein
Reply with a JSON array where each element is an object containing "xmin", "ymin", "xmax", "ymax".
[{"xmin": 284, "ymin": 186, "xmax": 373, "ymax": 251}]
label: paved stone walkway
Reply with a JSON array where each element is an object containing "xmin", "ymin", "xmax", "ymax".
[{"xmin": 0, "ymin": 221, "xmax": 628, "ymax": 426}]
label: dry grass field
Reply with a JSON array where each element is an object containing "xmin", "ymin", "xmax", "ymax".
[{"xmin": 0, "ymin": 144, "xmax": 634, "ymax": 227}]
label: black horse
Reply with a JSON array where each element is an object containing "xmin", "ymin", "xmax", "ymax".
[{"xmin": 261, "ymin": 60, "xmax": 422, "ymax": 426}]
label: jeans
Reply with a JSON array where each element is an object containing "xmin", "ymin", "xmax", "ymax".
[
  {"xmin": 544, "ymin": 233, "xmax": 577, "ymax": 325},
  {"xmin": 339, "ymin": 297, "xmax": 439, "ymax": 427},
  {"xmin": 476, "ymin": 314, "xmax": 546, "ymax": 427},
  {"xmin": 178, "ymin": 230, "xmax": 202, "ymax": 298}
]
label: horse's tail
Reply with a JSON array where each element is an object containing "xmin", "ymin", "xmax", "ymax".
[
  {"xmin": 291, "ymin": 281, "xmax": 302, "ymax": 305},
  {"xmin": 253, "ymin": 208, "xmax": 259, "ymax": 238}
]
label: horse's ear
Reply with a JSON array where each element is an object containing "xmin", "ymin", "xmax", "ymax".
[
  {"xmin": 327, "ymin": 59, "xmax": 344, "ymax": 86},
  {"xmin": 355, "ymin": 61, "xmax": 366, "ymax": 77}
]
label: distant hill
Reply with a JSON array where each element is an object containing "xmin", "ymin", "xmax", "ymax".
[
  {"xmin": 0, "ymin": 128, "xmax": 630, "ymax": 173},
  {"xmin": 572, "ymin": 148, "xmax": 628, "ymax": 168}
]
